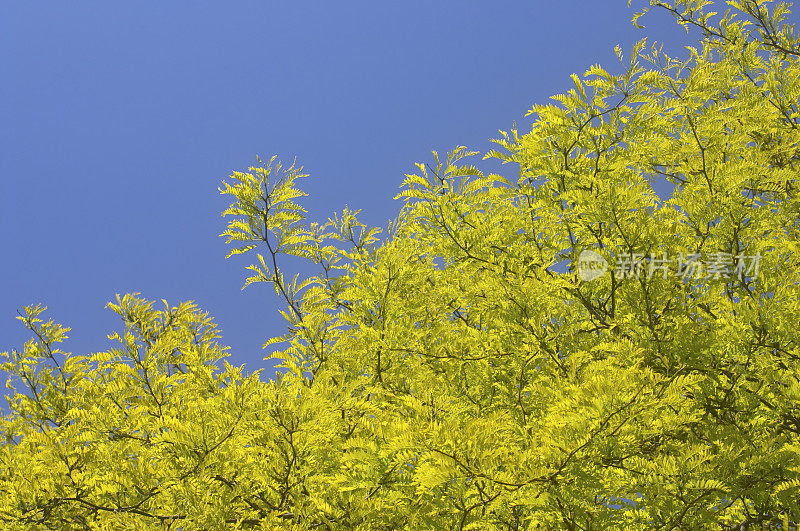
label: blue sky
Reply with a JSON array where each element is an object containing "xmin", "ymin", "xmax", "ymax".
[{"xmin": 1, "ymin": 2, "xmax": 695, "ymax": 381}]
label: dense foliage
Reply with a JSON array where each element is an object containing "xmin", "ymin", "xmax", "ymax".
[{"xmin": 3, "ymin": 1, "xmax": 800, "ymax": 528}]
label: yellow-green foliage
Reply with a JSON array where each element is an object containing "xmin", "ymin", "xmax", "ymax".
[{"xmin": 3, "ymin": 1, "xmax": 800, "ymax": 528}]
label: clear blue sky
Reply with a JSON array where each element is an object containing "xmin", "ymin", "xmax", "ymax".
[{"xmin": 1, "ymin": 2, "xmax": 694, "ymax": 381}]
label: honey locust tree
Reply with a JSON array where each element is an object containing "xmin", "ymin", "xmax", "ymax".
[{"xmin": 2, "ymin": 0, "xmax": 800, "ymax": 528}]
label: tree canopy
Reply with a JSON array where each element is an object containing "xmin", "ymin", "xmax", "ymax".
[{"xmin": 3, "ymin": 1, "xmax": 800, "ymax": 528}]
